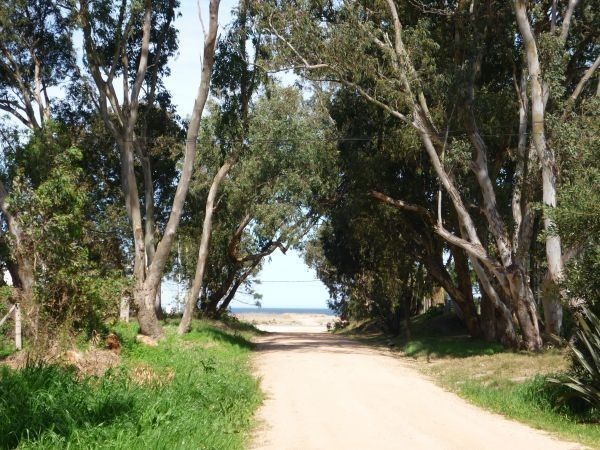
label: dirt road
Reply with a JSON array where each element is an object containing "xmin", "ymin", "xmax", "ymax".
[{"xmin": 252, "ymin": 331, "xmax": 581, "ymax": 450}]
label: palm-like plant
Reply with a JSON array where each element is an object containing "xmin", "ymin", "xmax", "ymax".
[{"xmin": 550, "ymin": 308, "xmax": 600, "ymax": 409}]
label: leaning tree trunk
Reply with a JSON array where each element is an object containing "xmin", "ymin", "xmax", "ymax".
[
  {"xmin": 215, "ymin": 261, "xmax": 260, "ymax": 318},
  {"xmin": 143, "ymin": 0, "xmax": 221, "ymax": 338},
  {"xmin": 179, "ymin": 159, "xmax": 233, "ymax": 334}
]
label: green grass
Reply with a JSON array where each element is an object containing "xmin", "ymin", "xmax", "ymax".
[
  {"xmin": 346, "ymin": 311, "xmax": 600, "ymax": 448},
  {"xmin": 0, "ymin": 321, "xmax": 263, "ymax": 450},
  {"xmin": 343, "ymin": 312, "xmax": 505, "ymax": 358},
  {"xmin": 454, "ymin": 377, "xmax": 600, "ymax": 448}
]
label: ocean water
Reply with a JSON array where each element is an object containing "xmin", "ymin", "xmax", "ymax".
[{"xmin": 231, "ymin": 307, "xmax": 335, "ymax": 316}]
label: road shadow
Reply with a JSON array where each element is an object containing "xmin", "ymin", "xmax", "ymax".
[{"xmin": 254, "ymin": 332, "xmax": 387, "ymax": 357}]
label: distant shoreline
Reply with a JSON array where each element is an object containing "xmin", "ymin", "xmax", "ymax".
[{"xmin": 231, "ymin": 307, "xmax": 335, "ymax": 316}]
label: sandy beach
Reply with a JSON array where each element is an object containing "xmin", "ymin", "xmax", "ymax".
[{"xmin": 233, "ymin": 312, "xmax": 332, "ymax": 333}]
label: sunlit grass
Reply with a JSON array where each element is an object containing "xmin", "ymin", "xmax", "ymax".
[
  {"xmin": 397, "ymin": 313, "xmax": 600, "ymax": 449},
  {"xmin": 0, "ymin": 321, "xmax": 262, "ymax": 449},
  {"xmin": 343, "ymin": 311, "xmax": 599, "ymax": 448}
]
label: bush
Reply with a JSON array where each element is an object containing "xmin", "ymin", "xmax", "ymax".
[{"xmin": 550, "ymin": 307, "xmax": 600, "ymax": 411}]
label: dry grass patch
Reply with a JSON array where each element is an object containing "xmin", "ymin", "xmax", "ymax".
[
  {"xmin": 3, "ymin": 348, "xmax": 121, "ymax": 377},
  {"xmin": 422, "ymin": 350, "xmax": 569, "ymax": 388},
  {"xmin": 130, "ymin": 363, "xmax": 175, "ymax": 386}
]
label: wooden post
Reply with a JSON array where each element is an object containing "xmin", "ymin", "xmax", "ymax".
[
  {"xmin": 14, "ymin": 303, "xmax": 22, "ymax": 350},
  {"xmin": 119, "ymin": 296, "xmax": 130, "ymax": 323}
]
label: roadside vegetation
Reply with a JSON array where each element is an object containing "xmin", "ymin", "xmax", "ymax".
[
  {"xmin": 342, "ymin": 311, "xmax": 600, "ymax": 448},
  {"xmin": 0, "ymin": 1, "xmax": 598, "ymax": 447},
  {"xmin": 0, "ymin": 321, "xmax": 262, "ymax": 450}
]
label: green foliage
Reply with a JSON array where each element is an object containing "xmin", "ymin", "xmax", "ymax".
[
  {"xmin": 180, "ymin": 83, "xmax": 339, "ymax": 314},
  {"xmin": 0, "ymin": 321, "xmax": 262, "ymax": 449},
  {"xmin": 0, "ymin": 288, "xmax": 17, "ymax": 357},
  {"xmin": 537, "ymin": 32, "xmax": 568, "ymax": 100},
  {"xmin": 564, "ymin": 241, "xmax": 600, "ymax": 315},
  {"xmin": 549, "ymin": 96, "xmax": 600, "ymax": 314},
  {"xmin": 7, "ymin": 127, "xmax": 129, "ymax": 335},
  {"xmin": 0, "ymin": 0, "xmax": 74, "ymax": 127},
  {"xmin": 550, "ymin": 308, "xmax": 600, "ymax": 411},
  {"xmin": 456, "ymin": 377, "xmax": 600, "ymax": 446}
]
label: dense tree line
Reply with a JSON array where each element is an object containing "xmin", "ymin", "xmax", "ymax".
[
  {"xmin": 256, "ymin": 0, "xmax": 599, "ymax": 349},
  {"xmin": 0, "ymin": 0, "xmax": 598, "ymax": 357},
  {"xmin": 0, "ymin": 0, "xmax": 338, "ymax": 346}
]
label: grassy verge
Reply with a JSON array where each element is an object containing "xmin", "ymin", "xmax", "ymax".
[
  {"xmin": 344, "ymin": 312, "xmax": 600, "ymax": 449},
  {"xmin": 0, "ymin": 320, "xmax": 263, "ymax": 450}
]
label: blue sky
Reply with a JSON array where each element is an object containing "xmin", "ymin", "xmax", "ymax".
[{"xmin": 161, "ymin": 1, "xmax": 331, "ymax": 310}]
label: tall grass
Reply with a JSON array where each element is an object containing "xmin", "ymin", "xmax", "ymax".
[{"xmin": 0, "ymin": 321, "xmax": 262, "ymax": 449}]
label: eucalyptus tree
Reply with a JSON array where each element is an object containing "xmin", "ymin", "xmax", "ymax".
[
  {"xmin": 208, "ymin": 86, "xmax": 339, "ymax": 318},
  {"xmin": 258, "ymin": 0, "xmax": 599, "ymax": 349},
  {"xmin": 178, "ymin": 84, "xmax": 339, "ymax": 326},
  {"xmin": 308, "ymin": 89, "xmax": 487, "ymax": 339},
  {"xmin": 512, "ymin": 0, "xmax": 599, "ymax": 335},
  {"xmin": 0, "ymin": 0, "xmax": 75, "ymax": 333},
  {"xmin": 178, "ymin": 1, "xmax": 261, "ymax": 332},
  {"xmin": 0, "ymin": 0, "xmax": 134, "ymax": 340},
  {"xmin": 0, "ymin": 0, "xmax": 74, "ymax": 129},
  {"xmin": 78, "ymin": 0, "xmax": 221, "ymax": 338}
]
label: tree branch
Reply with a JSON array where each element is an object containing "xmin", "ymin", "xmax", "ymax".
[
  {"xmin": 567, "ymin": 53, "xmax": 600, "ymax": 106},
  {"xmin": 560, "ymin": 0, "xmax": 580, "ymax": 42}
]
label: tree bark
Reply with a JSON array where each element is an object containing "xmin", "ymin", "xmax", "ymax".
[
  {"xmin": 215, "ymin": 261, "xmax": 260, "ymax": 317},
  {"xmin": 514, "ymin": 0, "xmax": 564, "ymax": 336},
  {"xmin": 119, "ymin": 295, "xmax": 130, "ymax": 323},
  {"xmin": 452, "ymin": 246, "xmax": 482, "ymax": 337},
  {"xmin": 14, "ymin": 303, "xmax": 22, "ymax": 350},
  {"xmin": 178, "ymin": 158, "xmax": 233, "ymax": 334},
  {"xmin": 0, "ymin": 181, "xmax": 37, "ymax": 337},
  {"xmin": 80, "ymin": 0, "xmax": 221, "ymax": 338}
]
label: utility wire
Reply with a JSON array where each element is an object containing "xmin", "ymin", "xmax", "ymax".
[
  {"xmin": 105, "ymin": 123, "xmax": 595, "ymax": 146},
  {"xmin": 257, "ymin": 279, "xmax": 322, "ymax": 283}
]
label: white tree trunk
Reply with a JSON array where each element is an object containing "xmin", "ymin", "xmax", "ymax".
[
  {"xmin": 14, "ymin": 303, "xmax": 22, "ymax": 350},
  {"xmin": 514, "ymin": 0, "xmax": 564, "ymax": 335},
  {"xmin": 119, "ymin": 296, "xmax": 130, "ymax": 323},
  {"xmin": 179, "ymin": 159, "xmax": 233, "ymax": 334}
]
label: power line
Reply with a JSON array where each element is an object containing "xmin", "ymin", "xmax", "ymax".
[
  {"xmin": 257, "ymin": 279, "xmax": 322, "ymax": 283},
  {"xmin": 106, "ymin": 124, "xmax": 595, "ymax": 146}
]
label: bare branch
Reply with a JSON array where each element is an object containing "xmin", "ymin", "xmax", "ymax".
[
  {"xmin": 337, "ymin": 79, "xmax": 414, "ymax": 128},
  {"xmin": 560, "ymin": 0, "xmax": 580, "ymax": 42},
  {"xmin": 371, "ymin": 190, "xmax": 503, "ymax": 276},
  {"xmin": 371, "ymin": 190, "xmax": 432, "ymax": 217},
  {"xmin": 198, "ymin": 0, "xmax": 207, "ymax": 38},
  {"xmin": 126, "ymin": 0, "xmax": 152, "ymax": 135},
  {"xmin": 268, "ymin": 15, "xmax": 328, "ymax": 70},
  {"xmin": 568, "ymin": 53, "xmax": 600, "ymax": 104}
]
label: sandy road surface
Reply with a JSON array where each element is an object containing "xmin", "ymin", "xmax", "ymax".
[{"xmin": 251, "ymin": 331, "xmax": 582, "ymax": 450}]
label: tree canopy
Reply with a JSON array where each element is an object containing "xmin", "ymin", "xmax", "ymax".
[{"xmin": 0, "ymin": 0, "xmax": 598, "ymax": 353}]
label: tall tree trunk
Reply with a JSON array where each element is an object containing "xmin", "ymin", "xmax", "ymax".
[
  {"xmin": 506, "ymin": 266, "xmax": 542, "ymax": 350},
  {"xmin": 480, "ymin": 290, "xmax": 496, "ymax": 342},
  {"xmin": 452, "ymin": 246, "xmax": 482, "ymax": 336},
  {"xmin": 142, "ymin": 0, "xmax": 221, "ymax": 337},
  {"xmin": 80, "ymin": 0, "xmax": 221, "ymax": 338},
  {"xmin": 179, "ymin": 159, "xmax": 233, "ymax": 334},
  {"xmin": 514, "ymin": 0, "xmax": 564, "ymax": 336},
  {"xmin": 0, "ymin": 181, "xmax": 37, "ymax": 338},
  {"xmin": 140, "ymin": 152, "xmax": 163, "ymax": 318}
]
